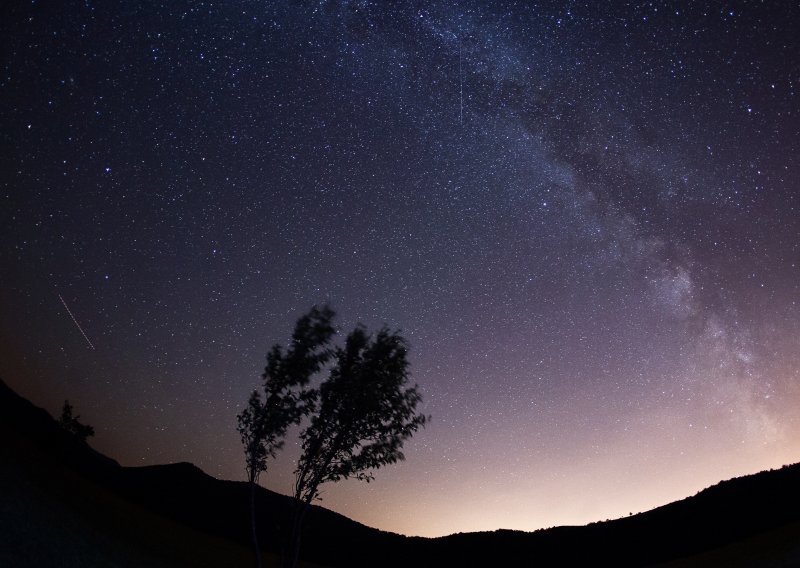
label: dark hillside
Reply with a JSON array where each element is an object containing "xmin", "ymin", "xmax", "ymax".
[
  {"xmin": 3, "ymin": 378, "xmax": 800, "ymax": 567},
  {"xmin": 1, "ymin": 386, "xmax": 262, "ymax": 567},
  {"xmin": 0, "ymin": 377, "xmax": 408, "ymax": 566}
]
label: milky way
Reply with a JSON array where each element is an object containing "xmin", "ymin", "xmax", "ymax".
[{"xmin": 2, "ymin": 1, "xmax": 799, "ymax": 537}]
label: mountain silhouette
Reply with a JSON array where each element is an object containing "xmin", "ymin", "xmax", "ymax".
[{"xmin": 2, "ymin": 377, "xmax": 799, "ymax": 567}]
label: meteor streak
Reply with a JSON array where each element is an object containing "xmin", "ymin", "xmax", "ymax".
[{"xmin": 58, "ymin": 293, "xmax": 96, "ymax": 350}]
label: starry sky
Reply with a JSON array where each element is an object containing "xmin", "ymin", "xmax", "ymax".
[{"xmin": 2, "ymin": 1, "xmax": 800, "ymax": 538}]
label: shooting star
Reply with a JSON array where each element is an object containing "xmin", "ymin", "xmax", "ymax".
[{"xmin": 58, "ymin": 293, "xmax": 96, "ymax": 350}]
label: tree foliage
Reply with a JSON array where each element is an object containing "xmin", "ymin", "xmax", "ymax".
[
  {"xmin": 235, "ymin": 305, "xmax": 427, "ymax": 568},
  {"xmin": 58, "ymin": 400, "xmax": 95, "ymax": 442},
  {"xmin": 284, "ymin": 322, "xmax": 428, "ymax": 567},
  {"xmin": 236, "ymin": 305, "xmax": 336, "ymax": 484},
  {"xmin": 293, "ymin": 325, "xmax": 428, "ymax": 505},
  {"xmin": 237, "ymin": 389, "xmax": 268, "ymax": 485},
  {"xmin": 235, "ymin": 305, "xmax": 336, "ymax": 568}
]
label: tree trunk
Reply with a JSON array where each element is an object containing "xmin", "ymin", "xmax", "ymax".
[
  {"xmin": 286, "ymin": 500, "xmax": 310, "ymax": 568},
  {"xmin": 250, "ymin": 479, "xmax": 262, "ymax": 568}
]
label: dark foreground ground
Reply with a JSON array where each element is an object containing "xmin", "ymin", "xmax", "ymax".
[{"xmin": 2, "ymin": 378, "xmax": 800, "ymax": 567}]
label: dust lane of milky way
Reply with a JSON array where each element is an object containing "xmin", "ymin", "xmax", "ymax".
[{"xmin": 1, "ymin": 2, "xmax": 799, "ymax": 537}]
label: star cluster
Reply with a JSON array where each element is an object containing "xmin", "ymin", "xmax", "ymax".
[{"xmin": 2, "ymin": 1, "xmax": 799, "ymax": 537}]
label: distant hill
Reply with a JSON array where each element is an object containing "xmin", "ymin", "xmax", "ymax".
[
  {"xmin": 0, "ymin": 377, "xmax": 408, "ymax": 567},
  {"xmin": 2, "ymin": 378, "xmax": 800, "ymax": 567}
]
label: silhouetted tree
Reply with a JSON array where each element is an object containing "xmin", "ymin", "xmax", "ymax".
[
  {"xmin": 237, "ymin": 305, "xmax": 335, "ymax": 568},
  {"xmin": 58, "ymin": 400, "xmax": 94, "ymax": 442},
  {"xmin": 286, "ymin": 325, "xmax": 428, "ymax": 568}
]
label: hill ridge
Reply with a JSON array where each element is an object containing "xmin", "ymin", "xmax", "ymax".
[{"xmin": 3, "ymin": 377, "xmax": 800, "ymax": 567}]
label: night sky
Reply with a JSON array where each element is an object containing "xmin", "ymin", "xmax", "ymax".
[{"xmin": 2, "ymin": 1, "xmax": 800, "ymax": 538}]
